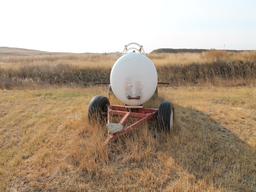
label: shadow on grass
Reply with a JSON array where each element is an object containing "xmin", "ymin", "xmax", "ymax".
[
  {"xmin": 87, "ymin": 95, "xmax": 256, "ymax": 191},
  {"xmin": 162, "ymin": 104, "xmax": 256, "ymax": 191}
]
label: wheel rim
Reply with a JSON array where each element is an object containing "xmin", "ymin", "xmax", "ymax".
[{"xmin": 170, "ymin": 108, "xmax": 174, "ymax": 129}]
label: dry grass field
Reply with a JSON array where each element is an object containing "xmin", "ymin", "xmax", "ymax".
[
  {"xmin": 0, "ymin": 86, "xmax": 255, "ymax": 191},
  {"xmin": 0, "ymin": 48, "xmax": 256, "ymax": 191},
  {"xmin": 1, "ymin": 48, "xmax": 256, "ymax": 88}
]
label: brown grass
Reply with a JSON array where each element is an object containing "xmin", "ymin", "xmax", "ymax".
[
  {"xmin": 1, "ymin": 86, "xmax": 255, "ymax": 191},
  {"xmin": 1, "ymin": 51, "xmax": 256, "ymax": 88}
]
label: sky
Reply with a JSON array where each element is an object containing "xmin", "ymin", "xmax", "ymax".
[{"xmin": 0, "ymin": 0, "xmax": 255, "ymax": 53}]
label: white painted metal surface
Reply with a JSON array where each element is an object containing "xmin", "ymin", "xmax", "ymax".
[{"xmin": 110, "ymin": 52, "xmax": 158, "ymax": 106}]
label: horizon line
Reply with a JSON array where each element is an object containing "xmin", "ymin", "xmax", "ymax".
[{"xmin": 0, "ymin": 46, "xmax": 255, "ymax": 54}]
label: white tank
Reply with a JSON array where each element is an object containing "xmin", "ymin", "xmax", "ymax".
[{"xmin": 110, "ymin": 51, "xmax": 158, "ymax": 106}]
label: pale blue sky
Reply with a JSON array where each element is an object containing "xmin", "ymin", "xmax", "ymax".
[{"xmin": 0, "ymin": 0, "xmax": 255, "ymax": 52}]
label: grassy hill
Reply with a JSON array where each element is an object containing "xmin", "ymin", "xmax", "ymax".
[
  {"xmin": 151, "ymin": 48, "xmax": 252, "ymax": 54},
  {"xmin": 0, "ymin": 47, "xmax": 50, "ymax": 56}
]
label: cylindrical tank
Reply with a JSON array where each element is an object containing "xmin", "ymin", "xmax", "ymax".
[{"xmin": 110, "ymin": 52, "xmax": 158, "ymax": 106}]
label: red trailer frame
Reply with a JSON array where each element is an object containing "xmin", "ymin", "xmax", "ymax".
[{"xmin": 104, "ymin": 105, "xmax": 158, "ymax": 144}]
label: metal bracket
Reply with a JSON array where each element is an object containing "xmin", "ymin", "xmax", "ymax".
[
  {"xmin": 107, "ymin": 123, "xmax": 124, "ymax": 134},
  {"xmin": 123, "ymin": 42, "xmax": 145, "ymax": 53}
]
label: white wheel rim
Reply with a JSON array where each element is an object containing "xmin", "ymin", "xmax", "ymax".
[{"xmin": 170, "ymin": 108, "xmax": 174, "ymax": 129}]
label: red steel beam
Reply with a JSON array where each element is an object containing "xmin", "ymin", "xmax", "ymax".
[
  {"xmin": 105, "ymin": 105, "xmax": 158, "ymax": 144},
  {"xmin": 109, "ymin": 110, "xmax": 148, "ymax": 118},
  {"xmin": 107, "ymin": 111, "xmax": 157, "ymax": 143},
  {"xmin": 109, "ymin": 105, "xmax": 157, "ymax": 113},
  {"xmin": 120, "ymin": 112, "xmax": 131, "ymax": 125}
]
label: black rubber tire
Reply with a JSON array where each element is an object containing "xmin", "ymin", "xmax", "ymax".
[
  {"xmin": 88, "ymin": 96, "xmax": 110, "ymax": 125},
  {"xmin": 157, "ymin": 101, "xmax": 174, "ymax": 132}
]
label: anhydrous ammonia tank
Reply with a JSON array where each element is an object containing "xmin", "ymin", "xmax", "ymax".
[{"xmin": 110, "ymin": 50, "xmax": 158, "ymax": 106}]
